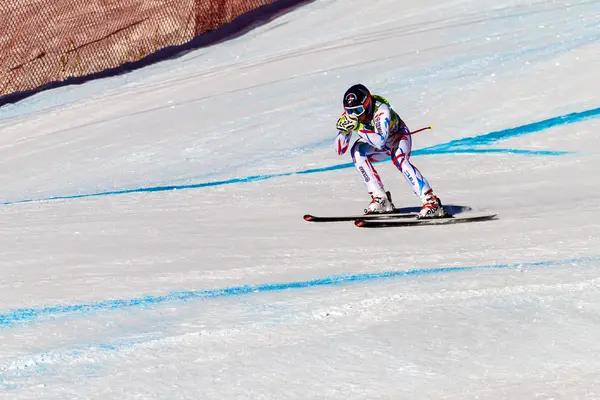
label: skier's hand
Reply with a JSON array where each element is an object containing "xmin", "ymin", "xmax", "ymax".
[{"xmin": 336, "ymin": 113, "xmax": 359, "ymax": 133}]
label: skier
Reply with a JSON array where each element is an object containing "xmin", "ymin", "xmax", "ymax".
[{"xmin": 335, "ymin": 83, "xmax": 445, "ymax": 218}]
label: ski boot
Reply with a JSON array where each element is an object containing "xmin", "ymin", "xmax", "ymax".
[
  {"xmin": 365, "ymin": 191, "xmax": 395, "ymax": 214},
  {"xmin": 418, "ymin": 190, "xmax": 446, "ymax": 219}
]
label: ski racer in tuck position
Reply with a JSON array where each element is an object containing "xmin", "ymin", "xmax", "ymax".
[{"xmin": 335, "ymin": 84, "xmax": 445, "ymax": 219}]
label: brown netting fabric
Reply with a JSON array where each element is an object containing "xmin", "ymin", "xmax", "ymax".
[{"xmin": 0, "ymin": 0, "xmax": 276, "ymax": 97}]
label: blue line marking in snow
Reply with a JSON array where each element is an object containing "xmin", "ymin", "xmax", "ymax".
[
  {"xmin": 425, "ymin": 107, "xmax": 600, "ymax": 153},
  {"xmin": 415, "ymin": 148, "xmax": 569, "ymax": 156},
  {"xmin": 0, "ymin": 257, "xmax": 592, "ymax": 329},
  {"xmin": 1, "ymin": 107, "xmax": 598, "ymax": 206}
]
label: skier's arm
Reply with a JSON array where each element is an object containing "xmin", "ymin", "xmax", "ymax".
[
  {"xmin": 334, "ymin": 113, "xmax": 358, "ymax": 155},
  {"xmin": 369, "ymin": 106, "xmax": 392, "ymax": 150},
  {"xmin": 335, "ymin": 131, "xmax": 352, "ymax": 155}
]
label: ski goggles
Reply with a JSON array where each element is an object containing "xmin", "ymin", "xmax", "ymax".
[
  {"xmin": 344, "ymin": 96, "xmax": 371, "ymax": 116},
  {"xmin": 345, "ymin": 105, "xmax": 366, "ymax": 116}
]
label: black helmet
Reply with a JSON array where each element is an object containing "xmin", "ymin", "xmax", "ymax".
[{"xmin": 343, "ymin": 84, "xmax": 372, "ymax": 117}]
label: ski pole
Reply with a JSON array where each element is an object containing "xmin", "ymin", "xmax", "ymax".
[{"xmin": 408, "ymin": 126, "xmax": 432, "ymax": 135}]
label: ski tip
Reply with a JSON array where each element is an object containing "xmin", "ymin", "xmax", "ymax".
[
  {"xmin": 354, "ymin": 220, "xmax": 366, "ymax": 227},
  {"xmin": 303, "ymin": 214, "xmax": 314, "ymax": 221}
]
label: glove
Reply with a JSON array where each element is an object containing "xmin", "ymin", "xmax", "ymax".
[{"xmin": 336, "ymin": 113, "xmax": 359, "ymax": 133}]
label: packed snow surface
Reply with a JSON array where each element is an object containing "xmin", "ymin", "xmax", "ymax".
[{"xmin": 1, "ymin": 0, "xmax": 599, "ymax": 398}]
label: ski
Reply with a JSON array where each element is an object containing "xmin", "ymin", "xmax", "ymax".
[
  {"xmin": 304, "ymin": 211, "xmax": 418, "ymax": 222},
  {"xmin": 354, "ymin": 213, "xmax": 498, "ymax": 228},
  {"xmin": 303, "ymin": 205, "xmax": 474, "ymax": 223}
]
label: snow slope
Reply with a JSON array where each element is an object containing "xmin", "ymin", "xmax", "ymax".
[{"xmin": 1, "ymin": 0, "xmax": 600, "ymax": 398}]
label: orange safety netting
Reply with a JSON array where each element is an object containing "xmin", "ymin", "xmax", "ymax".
[{"xmin": 0, "ymin": 0, "xmax": 275, "ymax": 97}]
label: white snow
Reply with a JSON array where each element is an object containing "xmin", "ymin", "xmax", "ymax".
[{"xmin": 1, "ymin": 0, "xmax": 600, "ymax": 398}]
